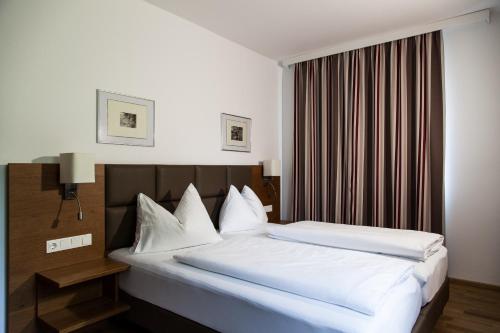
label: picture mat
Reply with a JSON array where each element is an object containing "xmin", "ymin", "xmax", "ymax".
[
  {"xmin": 226, "ymin": 119, "xmax": 247, "ymax": 147},
  {"xmin": 107, "ymin": 99, "xmax": 148, "ymax": 139}
]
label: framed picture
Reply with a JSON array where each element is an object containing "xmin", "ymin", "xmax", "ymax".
[
  {"xmin": 221, "ymin": 113, "xmax": 251, "ymax": 152},
  {"xmin": 97, "ymin": 90, "xmax": 155, "ymax": 147}
]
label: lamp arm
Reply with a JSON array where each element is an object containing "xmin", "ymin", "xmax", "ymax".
[
  {"xmin": 70, "ymin": 191, "xmax": 84, "ymax": 221},
  {"xmin": 266, "ymin": 181, "xmax": 277, "ymax": 202}
]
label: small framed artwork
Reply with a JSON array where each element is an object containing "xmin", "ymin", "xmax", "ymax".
[
  {"xmin": 221, "ymin": 113, "xmax": 251, "ymax": 152},
  {"xmin": 97, "ymin": 90, "xmax": 155, "ymax": 147}
]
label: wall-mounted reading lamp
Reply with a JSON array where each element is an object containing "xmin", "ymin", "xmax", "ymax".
[
  {"xmin": 59, "ymin": 153, "xmax": 95, "ymax": 221},
  {"xmin": 263, "ymin": 160, "xmax": 280, "ymax": 201}
]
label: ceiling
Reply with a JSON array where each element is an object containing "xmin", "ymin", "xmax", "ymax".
[{"xmin": 146, "ymin": 0, "xmax": 499, "ymax": 60}]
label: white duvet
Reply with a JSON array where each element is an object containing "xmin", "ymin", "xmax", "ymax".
[
  {"xmin": 268, "ymin": 221, "xmax": 443, "ymax": 261},
  {"xmin": 175, "ymin": 236, "xmax": 413, "ymax": 315}
]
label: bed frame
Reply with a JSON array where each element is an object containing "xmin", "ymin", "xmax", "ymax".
[
  {"xmin": 105, "ymin": 164, "xmax": 448, "ymax": 333},
  {"xmin": 118, "ymin": 280, "xmax": 449, "ymax": 333}
]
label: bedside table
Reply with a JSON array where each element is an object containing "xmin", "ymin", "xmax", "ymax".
[{"xmin": 36, "ymin": 258, "xmax": 130, "ymax": 333}]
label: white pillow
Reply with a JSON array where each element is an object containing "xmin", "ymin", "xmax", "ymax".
[
  {"xmin": 131, "ymin": 184, "xmax": 221, "ymax": 254},
  {"xmin": 175, "ymin": 183, "xmax": 221, "ymax": 242},
  {"xmin": 219, "ymin": 185, "xmax": 263, "ymax": 234},
  {"xmin": 241, "ymin": 185, "xmax": 268, "ymax": 222}
]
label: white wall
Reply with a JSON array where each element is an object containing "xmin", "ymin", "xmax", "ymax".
[
  {"xmin": 443, "ymin": 6, "xmax": 500, "ymax": 286},
  {"xmin": 0, "ymin": 0, "xmax": 281, "ymax": 165},
  {"xmin": 281, "ymin": 65, "xmax": 294, "ymax": 220}
]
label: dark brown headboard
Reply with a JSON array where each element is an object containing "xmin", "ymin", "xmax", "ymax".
[{"xmin": 105, "ymin": 164, "xmax": 279, "ymax": 252}]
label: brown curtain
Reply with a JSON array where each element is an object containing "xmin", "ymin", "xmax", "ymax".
[{"xmin": 293, "ymin": 31, "xmax": 443, "ymax": 233}]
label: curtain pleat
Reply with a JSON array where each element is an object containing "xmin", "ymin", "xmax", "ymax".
[{"xmin": 293, "ymin": 31, "xmax": 443, "ymax": 233}]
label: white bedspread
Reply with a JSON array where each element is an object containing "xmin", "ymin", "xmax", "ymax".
[
  {"xmin": 268, "ymin": 221, "xmax": 443, "ymax": 261},
  {"xmin": 175, "ymin": 236, "xmax": 413, "ymax": 315}
]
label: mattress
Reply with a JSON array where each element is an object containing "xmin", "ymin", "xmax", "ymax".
[
  {"xmin": 110, "ymin": 241, "xmax": 422, "ymax": 333},
  {"xmin": 408, "ymin": 246, "xmax": 448, "ymax": 305}
]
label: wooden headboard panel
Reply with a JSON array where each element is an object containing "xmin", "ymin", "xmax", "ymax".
[
  {"xmin": 105, "ymin": 164, "xmax": 280, "ymax": 251},
  {"xmin": 7, "ymin": 164, "xmax": 105, "ymax": 333}
]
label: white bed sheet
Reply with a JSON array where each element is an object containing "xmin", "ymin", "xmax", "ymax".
[
  {"xmin": 225, "ymin": 228, "xmax": 447, "ymax": 306},
  {"xmin": 110, "ymin": 242, "xmax": 421, "ymax": 333}
]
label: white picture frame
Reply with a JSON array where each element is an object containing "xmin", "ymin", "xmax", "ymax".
[
  {"xmin": 221, "ymin": 113, "xmax": 251, "ymax": 152},
  {"xmin": 97, "ymin": 90, "xmax": 155, "ymax": 147}
]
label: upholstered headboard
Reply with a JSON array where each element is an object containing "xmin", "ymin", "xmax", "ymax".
[{"xmin": 105, "ymin": 164, "xmax": 276, "ymax": 252}]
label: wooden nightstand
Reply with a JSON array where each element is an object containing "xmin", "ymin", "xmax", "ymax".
[{"xmin": 36, "ymin": 258, "xmax": 130, "ymax": 333}]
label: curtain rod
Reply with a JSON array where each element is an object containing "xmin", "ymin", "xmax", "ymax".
[{"xmin": 279, "ymin": 8, "xmax": 490, "ymax": 67}]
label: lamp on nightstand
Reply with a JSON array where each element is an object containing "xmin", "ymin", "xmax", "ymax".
[
  {"xmin": 263, "ymin": 159, "xmax": 280, "ymax": 201},
  {"xmin": 59, "ymin": 153, "xmax": 95, "ymax": 221}
]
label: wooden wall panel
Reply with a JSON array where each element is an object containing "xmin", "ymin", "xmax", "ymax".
[
  {"xmin": 250, "ymin": 166, "xmax": 281, "ymax": 222},
  {"xmin": 8, "ymin": 164, "xmax": 105, "ymax": 333}
]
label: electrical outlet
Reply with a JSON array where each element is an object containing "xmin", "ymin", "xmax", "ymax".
[
  {"xmin": 46, "ymin": 239, "xmax": 60, "ymax": 253},
  {"xmin": 264, "ymin": 205, "xmax": 273, "ymax": 213}
]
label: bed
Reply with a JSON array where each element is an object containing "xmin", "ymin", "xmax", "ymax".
[{"xmin": 104, "ymin": 164, "xmax": 448, "ymax": 333}]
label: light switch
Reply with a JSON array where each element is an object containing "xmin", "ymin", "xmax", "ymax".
[
  {"xmin": 264, "ymin": 205, "xmax": 273, "ymax": 213},
  {"xmin": 82, "ymin": 234, "xmax": 92, "ymax": 246},
  {"xmin": 60, "ymin": 237, "xmax": 71, "ymax": 251},
  {"xmin": 71, "ymin": 236, "xmax": 82, "ymax": 248}
]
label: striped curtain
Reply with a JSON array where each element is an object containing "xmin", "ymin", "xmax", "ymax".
[{"xmin": 293, "ymin": 31, "xmax": 443, "ymax": 233}]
